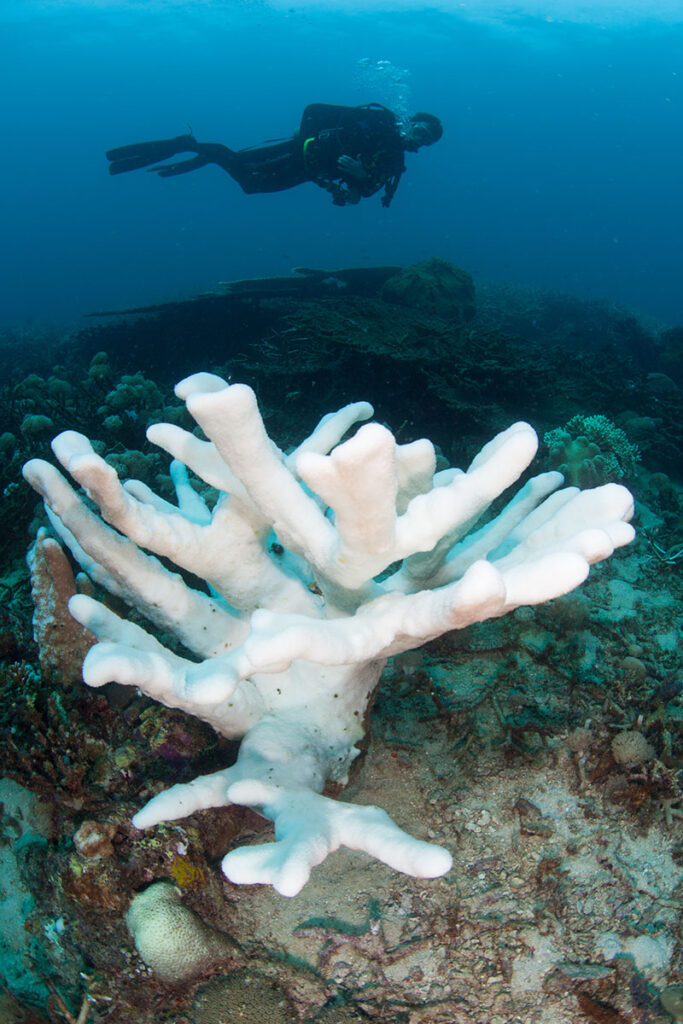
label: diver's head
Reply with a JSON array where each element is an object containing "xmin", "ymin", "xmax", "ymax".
[{"xmin": 403, "ymin": 112, "xmax": 443, "ymax": 151}]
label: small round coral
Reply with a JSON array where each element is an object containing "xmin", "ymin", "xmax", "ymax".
[
  {"xmin": 73, "ymin": 820, "xmax": 117, "ymax": 859},
  {"xmin": 126, "ymin": 881, "xmax": 237, "ymax": 984},
  {"xmin": 193, "ymin": 971, "xmax": 293, "ymax": 1024},
  {"xmin": 611, "ymin": 730, "xmax": 655, "ymax": 767}
]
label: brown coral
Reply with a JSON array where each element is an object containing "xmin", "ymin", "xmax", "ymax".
[{"xmin": 26, "ymin": 529, "xmax": 94, "ymax": 687}]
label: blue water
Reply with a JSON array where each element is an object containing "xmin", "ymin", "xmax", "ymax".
[{"xmin": 2, "ymin": 0, "xmax": 682, "ymax": 329}]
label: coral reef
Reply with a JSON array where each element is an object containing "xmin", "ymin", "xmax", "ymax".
[
  {"xmin": 23, "ymin": 372, "xmax": 633, "ymax": 897},
  {"xmin": 1, "ymin": 267, "xmax": 681, "ymax": 1022}
]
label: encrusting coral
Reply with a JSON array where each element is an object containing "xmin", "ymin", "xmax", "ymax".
[{"xmin": 23, "ymin": 372, "xmax": 635, "ymax": 896}]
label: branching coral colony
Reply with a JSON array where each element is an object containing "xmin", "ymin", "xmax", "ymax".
[{"xmin": 23, "ymin": 373, "xmax": 635, "ymax": 896}]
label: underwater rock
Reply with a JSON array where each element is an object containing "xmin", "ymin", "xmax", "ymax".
[
  {"xmin": 661, "ymin": 985, "xmax": 683, "ymax": 1022},
  {"xmin": 380, "ymin": 257, "xmax": 476, "ymax": 321},
  {"xmin": 0, "ymin": 778, "xmax": 53, "ymax": 1008}
]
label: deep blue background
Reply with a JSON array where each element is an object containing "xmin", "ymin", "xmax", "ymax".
[{"xmin": 2, "ymin": 0, "xmax": 682, "ymax": 329}]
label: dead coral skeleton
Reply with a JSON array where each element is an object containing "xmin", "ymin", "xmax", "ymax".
[
  {"xmin": 643, "ymin": 528, "xmax": 683, "ymax": 566},
  {"xmin": 43, "ymin": 971, "xmax": 120, "ymax": 1024}
]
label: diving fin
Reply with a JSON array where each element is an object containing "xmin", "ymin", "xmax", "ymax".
[
  {"xmin": 106, "ymin": 135, "xmax": 196, "ymax": 174},
  {"xmin": 108, "ymin": 153, "xmax": 167, "ymax": 175}
]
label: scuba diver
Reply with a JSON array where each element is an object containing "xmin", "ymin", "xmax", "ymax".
[{"xmin": 106, "ymin": 103, "xmax": 443, "ymax": 208}]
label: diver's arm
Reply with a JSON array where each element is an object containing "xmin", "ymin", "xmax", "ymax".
[
  {"xmin": 338, "ymin": 156, "xmax": 388, "ymax": 203},
  {"xmin": 326, "ymin": 156, "xmax": 364, "ymax": 205},
  {"xmin": 337, "ymin": 155, "xmax": 366, "ymax": 180}
]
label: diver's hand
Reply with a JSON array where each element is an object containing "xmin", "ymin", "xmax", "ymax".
[{"xmin": 337, "ymin": 155, "xmax": 366, "ymax": 180}]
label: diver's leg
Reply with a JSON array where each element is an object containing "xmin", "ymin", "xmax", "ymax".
[
  {"xmin": 106, "ymin": 134, "xmax": 197, "ymax": 175},
  {"xmin": 120, "ymin": 136, "xmax": 308, "ymax": 193},
  {"xmin": 147, "ymin": 141, "xmax": 300, "ymax": 190},
  {"xmin": 217, "ymin": 139, "xmax": 307, "ymax": 193},
  {"xmin": 145, "ymin": 143, "xmax": 236, "ymax": 178},
  {"xmin": 193, "ymin": 143, "xmax": 237, "ymax": 173}
]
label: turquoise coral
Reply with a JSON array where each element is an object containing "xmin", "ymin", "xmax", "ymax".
[{"xmin": 544, "ymin": 414, "xmax": 640, "ymax": 488}]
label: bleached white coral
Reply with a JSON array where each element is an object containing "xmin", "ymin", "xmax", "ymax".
[{"xmin": 23, "ymin": 373, "xmax": 635, "ymax": 895}]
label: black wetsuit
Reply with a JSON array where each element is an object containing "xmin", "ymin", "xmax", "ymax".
[
  {"xmin": 298, "ymin": 103, "xmax": 406, "ymax": 206},
  {"xmin": 107, "ymin": 103, "xmax": 407, "ymax": 207}
]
